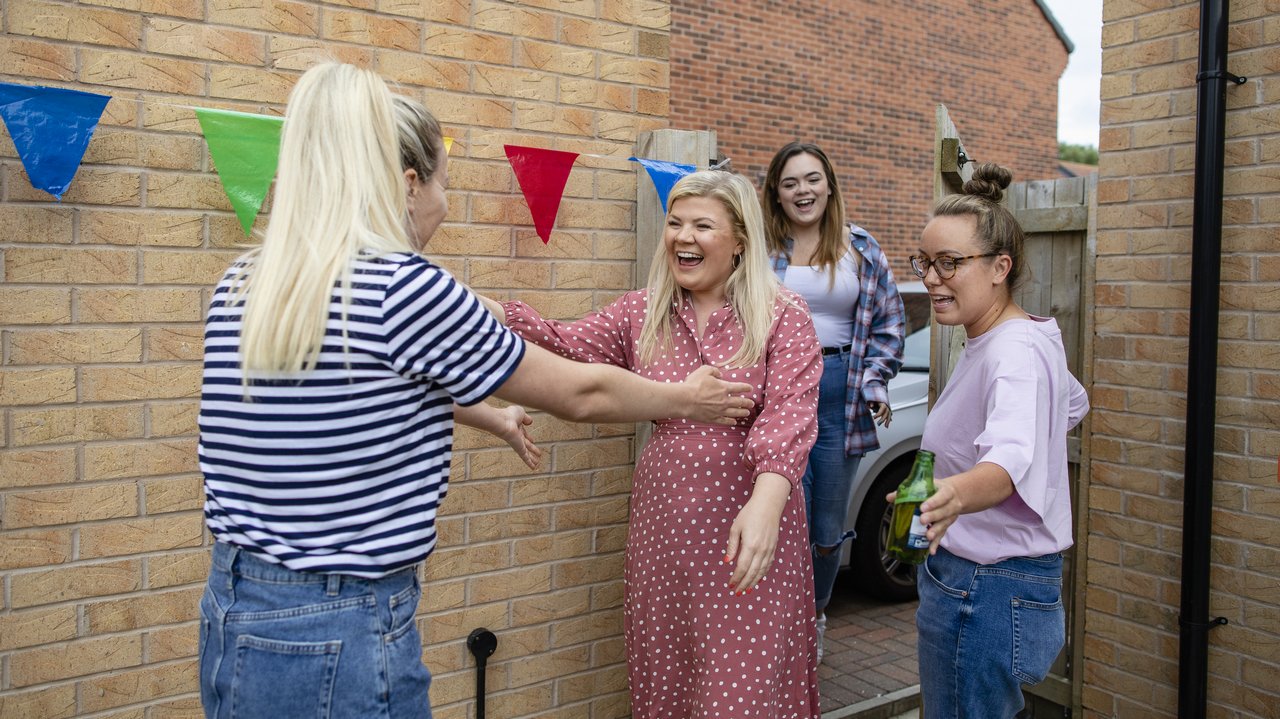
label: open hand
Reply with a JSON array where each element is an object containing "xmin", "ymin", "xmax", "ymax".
[
  {"xmin": 683, "ymin": 365, "xmax": 754, "ymax": 425},
  {"xmin": 496, "ymin": 404, "xmax": 541, "ymax": 469}
]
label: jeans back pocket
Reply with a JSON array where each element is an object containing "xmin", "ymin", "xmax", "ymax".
[
  {"xmin": 1010, "ymin": 596, "xmax": 1065, "ymax": 685},
  {"xmin": 232, "ymin": 635, "xmax": 342, "ymax": 719}
]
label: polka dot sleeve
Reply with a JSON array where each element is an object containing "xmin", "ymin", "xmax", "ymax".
[
  {"xmin": 743, "ymin": 292, "xmax": 822, "ymax": 488},
  {"xmin": 501, "ymin": 291, "xmax": 639, "ymax": 368}
]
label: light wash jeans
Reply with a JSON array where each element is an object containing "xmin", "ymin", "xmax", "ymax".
[
  {"xmin": 916, "ymin": 547, "xmax": 1065, "ymax": 719},
  {"xmin": 199, "ymin": 542, "xmax": 432, "ymax": 719},
  {"xmin": 800, "ymin": 349, "xmax": 863, "ymax": 614}
]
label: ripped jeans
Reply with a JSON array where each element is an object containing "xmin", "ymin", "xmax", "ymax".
[{"xmin": 801, "ymin": 349, "xmax": 863, "ymax": 614}]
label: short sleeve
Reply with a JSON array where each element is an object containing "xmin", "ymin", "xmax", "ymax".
[
  {"xmin": 744, "ymin": 294, "xmax": 822, "ymax": 488},
  {"xmin": 974, "ymin": 372, "xmax": 1038, "ymax": 484},
  {"xmin": 381, "ymin": 260, "xmax": 525, "ymax": 406}
]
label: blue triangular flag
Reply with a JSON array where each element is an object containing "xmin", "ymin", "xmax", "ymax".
[
  {"xmin": 630, "ymin": 157, "xmax": 696, "ymax": 213},
  {"xmin": 0, "ymin": 82, "xmax": 111, "ymax": 200}
]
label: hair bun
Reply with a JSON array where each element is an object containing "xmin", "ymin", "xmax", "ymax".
[{"xmin": 962, "ymin": 163, "xmax": 1012, "ymax": 204}]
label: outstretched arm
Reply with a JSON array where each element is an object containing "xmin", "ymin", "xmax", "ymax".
[
  {"xmin": 492, "ymin": 342, "xmax": 753, "ymax": 425},
  {"xmin": 911, "ymin": 462, "xmax": 1015, "ymax": 555},
  {"xmin": 453, "ymin": 402, "xmax": 541, "ymax": 469}
]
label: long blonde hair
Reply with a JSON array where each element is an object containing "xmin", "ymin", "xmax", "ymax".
[
  {"xmin": 638, "ymin": 171, "xmax": 780, "ymax": 368},
  {"xmin": 234, "ymin": 63, "xmax": 417, "ymax": 375}
]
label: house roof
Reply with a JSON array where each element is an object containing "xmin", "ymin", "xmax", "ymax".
[{"xmin": 1033, "ymin": 0, "xmax": 1075, "ymax": 54}]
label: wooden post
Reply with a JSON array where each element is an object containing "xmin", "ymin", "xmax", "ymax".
[
  {"xmin": 930, "ymin": 104, "xmax": 973, "ymax": 406},
  {"xmin": 631, "ymin": 129, "xmax": 717, "ymax": 451},
  {"xmin": 633, "ymin": 130, "xmax": 718, "ymax": 288}
]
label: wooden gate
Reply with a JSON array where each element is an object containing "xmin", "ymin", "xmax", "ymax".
[{"xmin": 931, "ymin": 105, "xmax": 1096, "ymax": 717}]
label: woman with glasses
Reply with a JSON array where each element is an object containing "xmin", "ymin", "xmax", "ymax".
[
  {"xmin": 906, "ymin": 163, "xmax": 1089, "ymax": 718},
  {"xmin": 761, "ymin": 142, "xmax": 905, "ymax": 661}
]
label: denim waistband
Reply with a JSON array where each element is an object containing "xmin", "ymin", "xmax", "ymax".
[{"xmin": 210, "ymin": 541, "xmax": 417, "ymax": 587}]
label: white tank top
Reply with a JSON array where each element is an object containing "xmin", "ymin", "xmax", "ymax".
[{"xmin": 782, "ymin": 251, "xmax": 859, "ymax": 348}]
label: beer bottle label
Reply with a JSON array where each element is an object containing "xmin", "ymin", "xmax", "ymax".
[{"xmin": 907, "ymin": 509, "xmax": 929, "ymax": 549}]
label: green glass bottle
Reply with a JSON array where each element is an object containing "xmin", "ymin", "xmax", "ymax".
[{"xmin": 887, "ymin": 449, "xmax": 936, "ymax": 565}]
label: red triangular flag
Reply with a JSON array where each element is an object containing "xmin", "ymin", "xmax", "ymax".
[{"xmin": 504, "ymin": 144, "xmax": 579, "ymax": 244}]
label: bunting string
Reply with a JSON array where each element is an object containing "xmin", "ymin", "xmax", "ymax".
[{"xmin": 0, "ymin": 80, "xmax": 715, "ymax": 243}]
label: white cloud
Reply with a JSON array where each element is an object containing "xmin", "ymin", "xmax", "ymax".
[{"xmin": 1042, "ymin": 0, "xmax": 1103, "ymax": 147}]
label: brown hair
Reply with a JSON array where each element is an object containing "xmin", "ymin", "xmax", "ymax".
[
  {"xmin": 762, "ymin": 142, "xmax": 850, "ymax": 283},
  {"xmin": 932, "ymin": 163, "xmax": 1027, "ymax": 292}
]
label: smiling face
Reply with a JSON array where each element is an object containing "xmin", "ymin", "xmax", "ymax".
[
  {"xmin": 775, "ymin": 151, "xmax": 832, "ymax": 231},
  {"xmin": 664, "ymin": 195, "xmax": 742, "ymax": 306},
  {"xmin": 918, "ymin": 214, "xmax": 1012, "ymax": 337},
  {"xmin": 405, "ymin": 140, "xmax": 448, "ymax": 250}
]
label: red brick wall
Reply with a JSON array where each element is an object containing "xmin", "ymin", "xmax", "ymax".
[{"xmin": 670, "ymin": 0, "xmax": 1068, "ymax": 269}]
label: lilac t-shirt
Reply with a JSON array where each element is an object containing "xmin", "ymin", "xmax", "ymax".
[{"xmin": 921, "ymin": 315, "xmax": 1089, "ymax": 565}]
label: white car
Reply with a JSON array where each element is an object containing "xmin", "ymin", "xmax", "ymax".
[{"xmin": 839, "ymin": 280, "xmax": 931, "ymax": 601}]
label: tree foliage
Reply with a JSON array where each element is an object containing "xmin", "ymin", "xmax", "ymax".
[{"xmin": 1058, "ymin": 142, "xmax": 1099, "ymax": 165}]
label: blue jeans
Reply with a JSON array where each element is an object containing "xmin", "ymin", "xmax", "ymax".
[
  {"xmin": 199, "ymin": 542, "xmax": 432, "ymax": 719},
  {"xmin": 916, "ymin": 547, "xmax": 1065, "ymax": 719},
  {"xmin": 801, "ymin": 350, "xmax": 862, "ymax": 614}
]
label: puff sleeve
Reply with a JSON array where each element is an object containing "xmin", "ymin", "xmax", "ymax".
[{"xmin": 743, "ymin": 294, "xmax": 822, "ymax": 489}]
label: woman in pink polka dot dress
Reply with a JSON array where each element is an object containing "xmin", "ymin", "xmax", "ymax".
[{"xmin": 482, "ymin": 171, "xmax": 822, "ymax": 717}]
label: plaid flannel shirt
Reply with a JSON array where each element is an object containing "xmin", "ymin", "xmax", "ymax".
[{"xmin": 772, "ymin": 224, "xmax": 905, "ymax": 455}]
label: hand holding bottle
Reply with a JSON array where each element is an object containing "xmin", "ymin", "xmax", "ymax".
[
  {"xmin": 886, "ymin": 450, "xmax": 936, "ymax": 564},
  {"xmin": 914, "ymin": 460, "xmax": 1018, "ymax": 555}
]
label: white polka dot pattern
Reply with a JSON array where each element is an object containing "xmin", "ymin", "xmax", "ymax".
[{"xmin": 504, "ymin": 290, "xmax": 823, "ymax": 718}]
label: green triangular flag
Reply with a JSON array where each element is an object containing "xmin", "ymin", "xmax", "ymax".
[{"xmin": 195, "ymin": 108, "xmax": 284, "ymax": 235}]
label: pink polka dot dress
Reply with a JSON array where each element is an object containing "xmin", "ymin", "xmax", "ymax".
[{"xmin": 504, "ymin": 289, "xmax": 822, "ymax": 718}]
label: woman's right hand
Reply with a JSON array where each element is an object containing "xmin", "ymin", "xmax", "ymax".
[
  {"xmin": 681, "ymin": 365, "xmax": 754, "ymax": 425},
  {"xmin": 495, "ymin": 404, "xmax": 541, "ymax": 470}
]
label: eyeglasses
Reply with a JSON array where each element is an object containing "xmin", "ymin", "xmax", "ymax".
[{"xmin": 909, "ymin": 253, "xmax": 999, "ymax": 280}]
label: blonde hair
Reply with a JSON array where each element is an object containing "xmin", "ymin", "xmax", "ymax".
[
  {"xmin": 393, "ymin": 94, "xmax": 443, "ymax": 188},
  {"xmin": 638, "ymin": 171, "xmax": 780, "ymax": 368},
  {"xmin": 233, "ymin": 63, "xmax": 417, "ymax": 375},
  {"xmin": 762, "ymin": 142, "xmax": 856, "ymax": 287}
]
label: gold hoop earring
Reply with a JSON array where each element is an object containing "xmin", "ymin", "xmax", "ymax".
[{"xmin": 732, "ymin": 253, "xmax": 742, "ymax": 270}]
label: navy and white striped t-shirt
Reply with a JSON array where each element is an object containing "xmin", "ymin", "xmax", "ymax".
[{"xmin": 198, "ymin": 252, "xmax": 525, "ymax": 577}]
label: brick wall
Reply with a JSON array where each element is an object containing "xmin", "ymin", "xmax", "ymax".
[
  {"xmin": 0, "ymin": 1, "xmax": 668, "ymax": 716},
  {"xmin": 1086, "ymin": 1, "xmax": 1280, "ymax": 716},
  {"xmin": 669, "ymin": 0, "xmax": 1068, "ymax": 272}
]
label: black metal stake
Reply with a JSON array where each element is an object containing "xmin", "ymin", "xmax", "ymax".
[{"xmin": 466, "ymin": 628, "xmax": 498, "ymax": 719}]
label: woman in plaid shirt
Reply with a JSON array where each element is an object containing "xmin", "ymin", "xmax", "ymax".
[{"xmin": 763, "ymin": 142, "xmax": 906, "ymax": 662}]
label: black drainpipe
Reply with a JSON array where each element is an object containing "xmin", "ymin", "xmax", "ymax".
[{"xmin": 1178, "ymin": 1, "xmax": 1245, "ymax": 716}]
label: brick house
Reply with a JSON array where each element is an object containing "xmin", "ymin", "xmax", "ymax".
[
  {"xmin": 0, "ymin": 2, "xmax": 663, "ymax": 715},
  {"xmin": 669, "ymin": 0, "xmax": 1072, "ymax": 266}
]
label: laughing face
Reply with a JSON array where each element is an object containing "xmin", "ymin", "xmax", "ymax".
[
  {"xmin": 918, "ymin": 214, "xmax": 1011, "ymax": 337},
  {"xmin": 776, "ymin": 151, "xmax": 831, "ymax": 232},
  {"xmin": 664, "ymin": 195, "xmax": 742, "ymax": 306}
]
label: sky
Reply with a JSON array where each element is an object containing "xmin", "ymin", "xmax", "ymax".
[{"xmin": 1042, "ymin": 0, "xmax": 1104, "ymax": 148}]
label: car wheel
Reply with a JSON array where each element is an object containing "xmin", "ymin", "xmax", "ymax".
[{"xmin": 851, "ymin": 456, "xmax": 920, "ymax": 602}]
